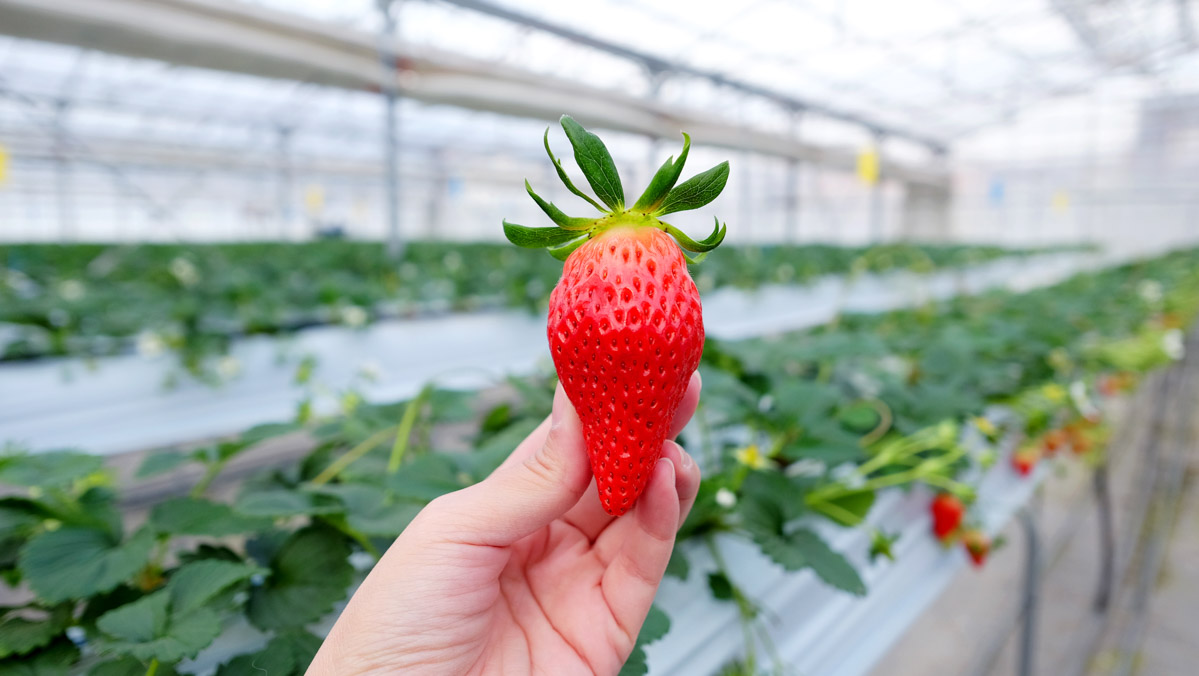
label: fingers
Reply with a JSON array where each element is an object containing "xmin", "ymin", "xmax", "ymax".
[
  {"xmin": 599, "ymin": 457, "xmax": 680, "ymax": 643},
  {"xmin": 423, "ymin": 384, "xmax": 591, "ymax": 547},
  {"xmin": 496, "ymin": 413, "xmax": 552, "ymax": 472},
  {"xmin": 669, "ymin": 371, "xmax": 703, "ymax": 440},
  {"xmin": 658, "ymin": 440, "xmax": 702, "ymax": 528}
]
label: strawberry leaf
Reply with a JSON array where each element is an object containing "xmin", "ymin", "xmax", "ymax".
[
  {"xmin": 0, "ymin": 640, "xmax": 77, "ymax": 676},
  {"xmin": 524, "ymin": 181, "xmax": 594, "ymax": 230},
  {"xmin": 246, "ymin": 525, "xmax": 352, "ymax": 631},
  {"xmin": 632, "ymin": 132, "xmax": 690, "ymax": 212},
  {"xmin": 502, "ymin": 221, "xmax": 582, "ymax": 249},
  {"xmin": 0, "ymin": 606, "xmax": 70, "ymax": 659},
  {"xmin": 149, "ymin": 498, "xmax": 272, "ymax": 537},
  {"xmin": 548, "ymin": 235, "xmax": 589, "ymax": 261},
  {"xmin": 0, "ymin": 450, "xmax": 103, "ymax": 488},
  {"xmin": 543, "ymin": 130, "xmax": 607, "ymax": 213},
  {"xmin": 663, "ymin": 218, "xmax": 726, "ymax": 253},
  {"xmin": 560, "ymin": 116, "xmax": 624, "ymax": 210},
  {"xmin": 655, "ymin": 161, "xmax": 730, "ymax": 216},
  {"xmin": 616, "ymin": 605, "xmax": 670, "ymax": 676},
  {"xmin": 788, "ymin": 529, "xmax": 866, "ymax": 595},
  {"xmin": 18, "ymin": 527, "xmax": 155, "ymax": 603},
  {"xmin": 215, "ymin": 630, "xmax": 322, "ymax": 676},
  {"xmin": 95, "ymin": 590, "xmax": 221, "ymax": 663}
]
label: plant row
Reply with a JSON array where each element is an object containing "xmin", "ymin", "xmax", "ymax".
[
  {"xmin": 0, "ymin": 248, "xmax": 1194, "ymax": 676},
  {"xmin": 0, "ymin": 241, "xmax": 1063, "ymax": 376}
]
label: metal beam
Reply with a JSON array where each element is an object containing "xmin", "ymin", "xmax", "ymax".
[
  {"xmin": 432, "ymin": 0, "xmax": 948, "ymax": 153},
  {"xmin": 0, "ymin": 0, "xmax": 949, "ymax": 189}
]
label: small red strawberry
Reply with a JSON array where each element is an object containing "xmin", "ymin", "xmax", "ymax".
[
  {"xmin": 1012, "ymin": 445, "xmax": 1040, "ymax": 476},
  {"xmin": 961, "ymin": 529, "xmax": 990, "ymax": 567},
  {"xmin": 930, "ymin": 493, "xmax": 964, "ymax": 541},
  {"xmin": 505, "ymin": 116, "xmax": 729, "ymax": 516}
]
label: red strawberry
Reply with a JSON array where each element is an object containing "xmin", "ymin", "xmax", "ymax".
[
  {"xmin": 1012, "ymin": 446, "xmax": 1040, "ymax": 476},
  {"xmin": 930, "ymin": 493, "xmax": 964, "ymax": 541},
  {"xmin": 961, "ymin": 529, "xmax": 990, "ymax": 567},
  {"xmin": 504, "ymin": 116, "xmax": 729, "ymax": 515}
]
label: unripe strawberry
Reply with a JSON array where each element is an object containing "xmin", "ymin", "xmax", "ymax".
[
  {"xmin": 1043, "ymin": 428, "xmax": 1067, "ymax": 455},
  {"xmin": 930, "ymin": 493, "xmax": 964, "ymax": 541},
  {"xmin": 505, "ymin": 116, "xmax": 729, "ymax": 515},
  {"xmin": 961, "ymin": 529, "xmax": 991, "ymax": 567}
]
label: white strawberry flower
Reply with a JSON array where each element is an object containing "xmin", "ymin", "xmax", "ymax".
[
  {"xmin": 340, "ymin": 305, "xmax": 369, "ymax": 328},
  {"xmin": 1137, "ymin": 279, "xmax": 1163, "ymax": 305},
  {"xmin": 715, "ymin": 487, "xmax": 737, "ymax": 508},
  {"xmin": 1162, "ymin": 329, "xmax": 1184, "ymax": 360},
  {"xmin": 136, "ymin": 331, "xmax": 166, "ymax": 358},
  {"xmin": 58, "ymin": 279, "xmax": 85, "ymax": 301},
  {"xmin": 216, "ymin": 356, "xmax": 242, "ymax": 380},
  {"xmin": 169, "ymin": 257, "xmax": 200, "ymax": 287},
  {"xmin": 357, "ymin": 360, "xmax": 383, "ymax": 382}
]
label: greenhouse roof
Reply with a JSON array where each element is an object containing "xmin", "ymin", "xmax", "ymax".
[{"xmin": 0, "ymin": 0, "xmax": 1196, "ymax": 164}]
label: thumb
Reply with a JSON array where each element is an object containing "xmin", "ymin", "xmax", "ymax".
[{"xmin": 426, "ymin": 385, "xmax": 592, "ymax": 547}]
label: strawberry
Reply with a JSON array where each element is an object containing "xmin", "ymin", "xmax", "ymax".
[
  {"xmin": 504, "ymin": 116, "xmax": 729, "ymax": 516},
  {"xmin": 930, "ymin": 493, "xmax": 964, "ymax": 541},
  {"xmin": 1012, "ymin": 445, "xmax": 1040, "ymax": 476},
  {"xmin": 961, "ymin": 529, "xmax": 991, "ymax": 567}
]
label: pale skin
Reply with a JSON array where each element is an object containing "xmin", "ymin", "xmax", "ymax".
[{"xmin": 308, "ymin": 372, "xmax": 703, "ymax": 676}]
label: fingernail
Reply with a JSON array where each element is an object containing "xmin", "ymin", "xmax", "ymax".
[
  {"xmin": 679, "ymin": 450, "xmax": 693, "ymax": 470},
  {"xmin": 659, "ymin": 458, "xmax": 676, "ymax": 482},
  {"xmin": 551, "ymin": 384, "xmax": 567, "ymax": 429}
]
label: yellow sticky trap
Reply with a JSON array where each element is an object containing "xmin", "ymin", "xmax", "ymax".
[
  {"xmin": 304, "ymin": 185, "xmax": 325, "ymax": 214},
  {"xmin": 1051, "ymin": 190, "xmax": 1070, "ymax": 213},
  {"xmin": 0, "ymin": 145, "xmax": 9, "ymax": 185},
  {"xmin": 857, "ymin": 148, "xmax": 879, "ymax": 185}
]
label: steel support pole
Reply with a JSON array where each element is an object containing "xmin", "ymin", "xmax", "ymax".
[
  {"xmin": 276, "ymin": 125, "xmax": 293, "ymax": 239},
  {"xmin": 379, "ymin": 0, "xmax": 403, "ymax": 258},
  {"xmin": 869, "ymin": 131, "xmax": 884, "ymax": 243},
  {"xmin": 1093, "ymin": 461, "xmax": 1116, "ymax": 613},
  {"xmin": 785, "ymin": 109, "xmax": 803, "ymax": 244},
  {"xmin": 1017, "ymin": 508, "xmax": 1041, "ymax": 676},
  {"xmin": 54, "ymin": 100, "xmax": 74, "ymax": 240}
]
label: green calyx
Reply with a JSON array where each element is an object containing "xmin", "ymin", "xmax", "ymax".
[{"xmin": 502, "ymin": 115, "xmax": 730, "ymax": 264}]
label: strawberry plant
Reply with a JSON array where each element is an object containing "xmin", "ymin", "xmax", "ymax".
[
  {"xmin": 1, "ymin": 240, "xmax": 1074, "ymax": 379},
  {"xmin": 1, "ymin": 226, "xmax": 1196, "ymax": 671}
]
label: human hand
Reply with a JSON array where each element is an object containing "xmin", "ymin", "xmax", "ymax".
[{"xmin": 308, "ymin": 373, "xmax": 703, "ymax": 676}]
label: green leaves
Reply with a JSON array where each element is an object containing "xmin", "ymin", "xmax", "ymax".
[
  {"xmin": 216, "ymin": 630, "xmax": 322, "ymax": 676},
  {"xmin": 616, "ymin": 605, "xmax": 671, "ymax": 676},
  {"xmin": 632, "ymin": 132, "xmax": 691, "ymax": 211},
  {"xmin": 246, "ymin": 525, "xmax": 352, "ymax": 631},
  {"xmin": 0, "ymin": 607, "xmax": 70, "ymax": 659},
  {"xmin": 0, "ymin": 641, "xmax": 77, "ymax": 676},
  {"xmin": 505, "ymin": 117, "xmax": 730, "ymax": 261},
  {"xmin": 0, "ymin": 450, "xmax": 104, "ymax": 488},
  {"xmin": 524, "ymin": 181, "xmax": 595, "ymax": 230},
  {"xmin": 18, "ymin": 527, "xmax": 154, "ymax": 603},
  {"xmin": 94, "ymin": 590, "xmax": 220, "ymax": 663},
  {"xmin": 150, "ymin": 497, "xmax": 271, "ymax": 537},
  {"xmin": 787, "ymin": 529, "xmax": 866, "ymax": 595},
  {"xmin": 502, "ymin": 221, "xmax": 584, "ymax": 250},
  {"xmin": 560, "ymin": 115, "xmax": 624, "ymax": 210},
  {"xmin": 90, "ymin": 560, "xmax": 259, "ymax": 662},
  {"xmin": 735, "ymin": 473, "xmax": 864, "ymax": 595},
  {"xmin": 655, "ymin": 161, "xmax": 730, "ymax": 216}
]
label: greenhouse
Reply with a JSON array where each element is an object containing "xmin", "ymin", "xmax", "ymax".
[{"xmin": 1, "ymin": 0, "xmax": 1197, "ymax": 674}]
